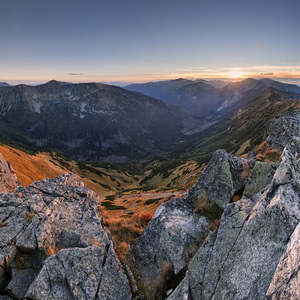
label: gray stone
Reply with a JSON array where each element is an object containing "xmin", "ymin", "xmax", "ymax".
[
  {"xmin": 243, "ymin": 161, "xmax": 277, "ymax": 198},
  {"xmin": 188, "ymin": 203, "xmax": 247, "ymax": 300},
  {"xmin": 187, "ymin": 150, "xmax": 247, "ymax": 209},
  {"xmin": 266, "ymin": 223, "xmax": 300, "ymax": 299},
  {"xmin": 170, "ymin": 140, "xmax": 300, "ymax": 300},
  {"xmin": 127, "ymin": 197, "xmax": 209, "ymax": 293},
  {"xmin": 97, "ymin": 243, "xmax": 132, "ymax": 300},
  {"xmin": 167, "ymin": 276, "xmax": 191, "ymax": 300},
  {"xmin": 26, "ymin": 244, "xmax": 131, "ymax": 300},
  {"xmin": 0, "ymin": 174, "xmax": 131, "ymax": 299},
  {"xmin": 0, "ymin": 152, "xmax": 19, "ymax": 193},
  {"xmin": 265, "ymin": 108, "xmax": 300, "ymax": 153}
]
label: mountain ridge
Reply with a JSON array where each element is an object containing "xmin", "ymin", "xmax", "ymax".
[
  {"xmin": 126, "ymin": 78, "xmax": 300, "ymax": 118},
  {"xmin": 0, "ymin": 81, "xmax": 201, "ymax": 162}
]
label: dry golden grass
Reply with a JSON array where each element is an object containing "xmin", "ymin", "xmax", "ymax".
[
  {"xmin": 101, "ymin": 209, "xmax": 153, "ymax": 261},
  {"xmin": 194, "ymin": 193, "xmax": 223, "ymax": 221},
  {"xmin": 92, "ymin": 239, "xmax": 102, "ymax": 246},
  {"xmin": 135, "ymin": 262, "xmax": 173, "ymax": 300},
  {"xmin": 243, "ymin": 161, "xmax": 251, "ymax": 179},
  {"xmin": 45, "ymin": 245, "xmax": 62, "ymax": 256},
  {"xmin": 0, "ymin": 221, "xmax": 6, "ymax": 227},
  {"xmin": 0, "ymin": 145, "xmax": 66, "ymax": 186},
  {"xmin": 26, "ymin": 212, "xmax": 35, "ymax": 222},
  {"xmin": 232, "ymin": 195, "xmax": 241, "ymax": 202},
  {"xmin": 255, "ymin": 141, "xmax": 281, "ymax": 163}
]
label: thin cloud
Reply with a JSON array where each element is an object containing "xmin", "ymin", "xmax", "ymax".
[
  {"xmin": 67, "ymin": 73, "xmax": 84, "ymax": 76},
  {"xmin": 259, "ymin": 72, "xmax": 274, "ymax": 76}
]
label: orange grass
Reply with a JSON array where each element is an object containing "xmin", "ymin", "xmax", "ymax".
[
  {"xmin": 0, "ymin": 145, "xmax": 66, "ymax": 186},
  {"xmin": 255, "ymin": 141, "xmax": 281, "ymax": 163},
  {"xmin": 101, "ymin": 209, "xmax": 153, "ymax": 261}
]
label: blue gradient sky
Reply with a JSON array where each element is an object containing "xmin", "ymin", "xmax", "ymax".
[{"xmin": 1, "ymin": 0, "xmax": 300, "ymax": 84}]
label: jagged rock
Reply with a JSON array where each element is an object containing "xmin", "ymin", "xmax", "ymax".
[
  {"xmin": 127, "ymin": 149, "xmax": 249, "ymax": 298},
  {"xmin": 243, "ymin": 161, "xmax": 277, "ymax": 198},
  {"xmin": 187, "ymin": 149, "xmax": 247, "ymax": 209},
  {"xmin": 0, "ymin": 153, "xmax": 19, "ymax": 193},
  {"xmin": 167, "ymin": 143, "xmax": 300, "ymax": 300},
  {"xmin": 167, "ymin": 276, "xmax": 190, "ymax": 300},
  {"xmin": 0, "ymin": 173, "xmax": 131, "ymax": 299},
  {"xmin": 265, "ymin": 108, "xmax": 300, "ymax": 153},
  {"xmin": 269, "ymin": 143, "xmax": 300, "ymax": 193},
  {"xmin": 25, "ymin": 243, "xmax": 132, "ymax": 300},
  {"xmin": 266, "ymin": 223, "xmax": 300, "ymax": 299},
  {"xmin": 127, "ymin": 197, "xmax": 209, "ymax": 298}
]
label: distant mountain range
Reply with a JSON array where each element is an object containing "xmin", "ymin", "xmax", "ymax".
[
  {"xmin": 0, "ymin": 82, "xmax": 11, "ymax": 87},
  {"xmin": 0, "ymin": 80, "xmax": 200, "ymax": 162},
  {"xmin": 0, "ymin": 78, "xmax": 299, "ymax": 163},
  {"xmin": 126, "ymin": 78, "xmax": 300, "ymax": 118}
]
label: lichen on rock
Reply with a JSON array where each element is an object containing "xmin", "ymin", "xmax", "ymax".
[{"xmin": 0, "ymin": 173, "xmax": 131, "ymax": 299}]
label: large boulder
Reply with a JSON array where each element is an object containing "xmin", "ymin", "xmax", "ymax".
[
  {"xmin": 0, "ymin": 173, "xmax": 131, "ymax": 299},
  {"xmin": 167, "ymin": 143, "xmax": 300, "ymax": 300},
  {"xmin": 187, "ymin": 149, "xmax": 248, "ymax": 209},
  {"xmin": 0, "ymin": 152, "xmax": 19, "ymax": 193},
  {"xmin": 25, "ymin": 244, "xmax": 132, "ymax": 300},
  {"xmin": 266, "ymin": 223, "xmax": 300, "ymax": 299},
  {"xmin": 127, "ymin": 149, "xmax": 250, "ymax": 299},
  {"xmin": 265, "ymin": 108, "xmax": 300, "ymax": 153},
  {"xmin": 127, "ymin": 197, "xmax": 209, "ymax": 299}
]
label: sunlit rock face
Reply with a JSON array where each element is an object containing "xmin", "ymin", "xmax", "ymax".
[{"xmin": 0, "ymin": 173, "xmax": 131, "ymax": 299}]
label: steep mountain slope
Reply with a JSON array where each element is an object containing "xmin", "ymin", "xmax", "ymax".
[
  {"xmin": 126, "ymin": 78, "xmax": 219, "ymax": 117},
  {"xmin": 216, "ymin": 78, "xmax": 300, "ymax": 113},
  {"xmin": 126, "ymin": 78, "xmax": 300, "ymax": 119},
  {"xmin": 0, "ymin": 81, "xmax": 200, "ymax": 162},
  {"xmin": 170, "ymin": 90, "xmax": 300, "ymax": 162},
  {"xmin": 0, "ymin": 82, "xmax": 10, "ymax": 87}
]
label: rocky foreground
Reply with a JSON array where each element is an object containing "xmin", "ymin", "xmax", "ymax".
[
  {"xmin": 127, "ymin": 108, "xmax": 300, "ymax": 299},
  {"xmin": 0, "ymin": 108, "xmax": 299, "ymax": 299},
  {"xmin": 0, "ymin": 173, "xmax": 131, "ymax": 299}
]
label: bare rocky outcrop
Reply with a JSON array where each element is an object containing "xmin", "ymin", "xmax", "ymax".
[
  {"xmin": 265, "ymin": 108, "xmax": 300, "ymax": 153},
  {"xmin": 0, "ymin": 173, "xmax": 131, "ymax": 299},
  {"xmin": 187, "ymin": 149, "xmax": 249, "ymax": 209},
  {"xmin": 127, "ymin": 196, "xmax": 209, "ymax": 298},
  {"xmin": 0, "ymin": 152, "xmax": 19, "ymax": 193},
  {"xmin": 167, "ymin": 109, "xmax": 300, "ymax": 300},
  {"xmin": 266, "ymin": 223, "xmax": 300, "ymax": 299},
  {"xmin": 127, "ymin": 150, "xmax": 250, "ymax": 298}
]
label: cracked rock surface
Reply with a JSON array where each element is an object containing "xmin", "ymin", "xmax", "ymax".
[
  {"xmin": 0, "ymin": 173, "xmax": 131, "ymax": 299},
  {"xmin": 0, "ymin": 152, "xmax": 19, "ymax": 193},
  {"xmin": 167, "ymin": 109, "xmax": 300, "ymax": 300},
  {"xmin": 127, "ymin": 149, "xmax": 250, "ymax": 298}
]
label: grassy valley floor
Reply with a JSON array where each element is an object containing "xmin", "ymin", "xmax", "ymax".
[{"xmin": 0, "ymin": 144, "xmax": 204, "ymax": 260}]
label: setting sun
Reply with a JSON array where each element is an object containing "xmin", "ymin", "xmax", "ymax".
[{"xmin": 227, "ymin": 70, "xmax": 245, "ymax": 78}]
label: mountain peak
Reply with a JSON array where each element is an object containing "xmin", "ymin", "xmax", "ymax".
[
  {"xmin": 0, "ymin": 82, "xmax": 11, "ymax": 87},
  {"xmin": 42, "ymin": 80, "xmax": 65, "ymax": 87}
]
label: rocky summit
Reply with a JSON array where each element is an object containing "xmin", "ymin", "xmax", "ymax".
[
  {"xmin": 0, "ymin": 173, "xmax": 131, "ymax": 299},
  {"xmin": 127, "ymin": 108, "xmax": 300, "ymax": 299}
]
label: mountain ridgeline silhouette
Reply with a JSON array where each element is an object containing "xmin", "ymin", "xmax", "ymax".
[
  {"xmin": 0, "ymin": 81, "xmax": 200, "ymax": 162},
  {"xmin": 0, "ymin": 78, "xmax": 299, "ymax": 162},
  {"xmin": 126, "ymin": 78, "xmax": 300, "ymax": 118}
]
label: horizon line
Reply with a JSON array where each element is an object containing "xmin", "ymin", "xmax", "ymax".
[{"xmin": 2, "ymin": 76, "xmax": 300, "ymax": 87}]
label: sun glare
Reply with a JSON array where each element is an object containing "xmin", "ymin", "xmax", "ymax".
[{"xmin": 227, "ymin": 71, "xmax": 245, "ymax": 78}]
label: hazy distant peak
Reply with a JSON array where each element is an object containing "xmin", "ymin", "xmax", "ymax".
[
  {"xmin": 40, "ymin": 80, "xmax": 66, "ymax": 87},
  {"xmin": 172, "ymin": 78, "xmax": 191, "ymax": 82},
  {"xmin": 0, "ymin": 82, "xmax": 11, "ymax": 87}
]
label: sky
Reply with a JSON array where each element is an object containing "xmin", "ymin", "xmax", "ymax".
[{"xmin": 1, "ymin": 0, "xmax": 300, "ymax": 85}]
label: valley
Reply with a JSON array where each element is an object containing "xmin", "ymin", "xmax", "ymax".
[{"xmin": 0, "ymin": 77, "xmax": 299, "ymax": 299}]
